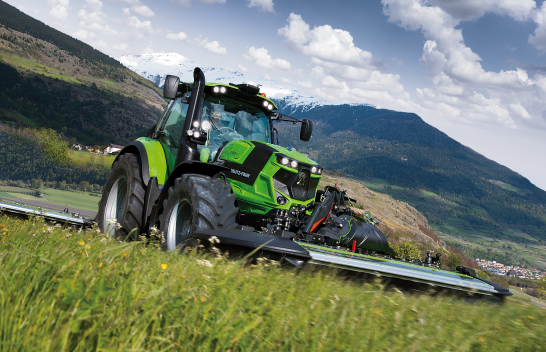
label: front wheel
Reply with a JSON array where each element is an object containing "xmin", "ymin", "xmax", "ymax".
[
  {"xmin": 159, "ymin": 174, "xmax": 238, "ymax": 251},
  {"xmin": 97, "ymin": 153, "xmax": 145, "ymax": 239}
]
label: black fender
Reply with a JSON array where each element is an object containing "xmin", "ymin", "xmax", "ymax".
[
  {"xmin": 113, "ymin": 141, "xmax": 152, "ymax": 185},
  {"xmin": 149, "ymin": 160, "xmax": 231, "ymax": 227}
]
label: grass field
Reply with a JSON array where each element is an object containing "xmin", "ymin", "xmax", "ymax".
[
  {"xmin": 69, "ymin": 150, "xmax": 115, "ymax": 171},
  {"xmin": 41, "ymin": 188, "xmax": 100, "ymax": 212},
  {"xmin": 0, "ymin": 214, "xmax": 545, "ymax": 351},
  {"xmin": 0, "ymin": 187, "xmax": 100, "ymax": 212},
  {"xmin": 0, "ymin": 53, "xmax": 82, "ymax": 85}
]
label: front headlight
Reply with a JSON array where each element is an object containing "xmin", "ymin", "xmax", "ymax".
[{"xmin": 276, "ymin": 154, "xmax": 300, "ymax": 170}]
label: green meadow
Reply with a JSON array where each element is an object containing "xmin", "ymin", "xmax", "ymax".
[{"xmin": 0, "ymin": 214, "xmax": 544, "ymax": 351}]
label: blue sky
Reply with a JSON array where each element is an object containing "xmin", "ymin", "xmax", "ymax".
[{"xmin": 5, "ymin": 0, "xmax": 546, "ymax": 191}]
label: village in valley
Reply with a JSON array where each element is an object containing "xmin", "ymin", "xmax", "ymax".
[
  {"xmin": 72, "ymin": 143, "xmax": 124, "ymax": 156},
  {"xmin": 476, "ymin": 258, "xmax": 546, "ymax": 280}
]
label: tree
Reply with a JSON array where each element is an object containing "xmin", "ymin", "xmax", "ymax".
[
  {"xmin": 392, "ymin": 241, "xmax": 421, "ymax": 260},
  {"xmin": 443, "ymin": 252, "xmax": 462, "ymax": 271},
  {"xmin": 34, "ymin": 128, "xmax": 70, "ymax": 165},
  {"xmin": 78, "ymin": 180, "xmax": 89, "ymax": 191}
]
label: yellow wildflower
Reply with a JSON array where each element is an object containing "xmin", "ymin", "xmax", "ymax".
[
  {"xmin": 78, "ymin": 241, "xmax": 85, "ymax": 245},
  {"xmin": 97, "ymin": 253, "xmax": 102, "ymax": 258},
  {"xmin": 479, "ymin": 337, "xmax": 485, "ymax": 342},
  {"xmin": 86, "ymin": 246, "xmax": 91, "ymax": 250},
  {"xmin": 200, "ymin": 296, "xmax": 206, "ymax": 302},
  {"xmin": 161, "ymin": 264, "xmax": 168, "ymax": 270},
  {"xmin": 99, "ymin": 262, "xmax": 103, "ymax": 268},
  {"xmin": 123, "ymin": 253, "xmax": 128, "ymax": 258}
]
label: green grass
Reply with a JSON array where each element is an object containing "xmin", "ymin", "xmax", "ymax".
[
  {"xmin": 1, "ymin": 53, "xmax": 81, "ymax": 85},
  {"xmin": 69, "ymin": 150, "xmax": 115, "ymax": 170},
  {"xmin": 0, "ymin": 187, "xmax": 100, "ymax": 212},
  {"xmin": 0, "ymin": 214, "xmax": 545, "ymax": 351},
  {"xmin": 0, "ymin": 108, "xmax": 39, "ymax": 127},
  {"xmin": 41, "ymin": 188, "xmax": 100, "ymax": 212},
  {"xmin": 487, "ymin": 180, "xmax": 530, "ymax": 195}
]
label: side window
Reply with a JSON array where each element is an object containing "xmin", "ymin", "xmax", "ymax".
[{"xmin": 157, "ymin": 98, "xmax": 188, "ymax": 156}]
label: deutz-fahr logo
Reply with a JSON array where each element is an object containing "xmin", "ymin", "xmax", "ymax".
[
  {"xmin": 231, "ymin": 168, "xmax": 250, "ymax": 178},
  {"xmin": 296, "ymin": 171, "xmax": 306, "ymax": 185}
]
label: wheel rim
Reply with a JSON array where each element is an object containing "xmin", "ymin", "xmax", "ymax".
[
  {"xmin": 166, "ymin": 198, "xmax": 193, "ymax": 250},
  {"xmin": 103, "ymin": 176, "xmax": 127, "ymax": 236}
]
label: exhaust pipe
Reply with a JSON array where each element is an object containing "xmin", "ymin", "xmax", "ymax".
[{"xmin": 175, "ymin": 67, "xmax": 206, "ymax": 165}]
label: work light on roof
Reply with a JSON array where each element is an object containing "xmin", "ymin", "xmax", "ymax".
[
  {"xmin": 213, "ymin": 86, "xmax": 219, "ymax": 93},
  {"xmin": 263, "ymin": 101, "xmax": 269, "ymax": 107},
  {"xmin": 220, "ymin": 86, "xmax": 226, "ymax": 93},
  {"xmin": 268, "ymin": 104, "xmax": 273, "ymax": 110}
]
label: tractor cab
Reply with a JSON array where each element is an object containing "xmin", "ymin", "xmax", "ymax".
[{"xmin": 153, "ymin": 82, "xmax": 275, "ymax": 165}]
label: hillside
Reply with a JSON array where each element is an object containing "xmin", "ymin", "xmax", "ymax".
[
  {"xmin": 273, "ymin": 103, "xmax": 546, "ymax": 268},
  {"xmin": 0, "ymin": 1, "xmax": 165, "ymax": 145}
]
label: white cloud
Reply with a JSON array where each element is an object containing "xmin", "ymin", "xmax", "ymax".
[
  {"xmin": 112, "ymin": 43, "xmax": 130, "ymax": 52},
  {"xmin": 279, "ymin": 13, "xmax": 383, "ymax": 70},
  {"xmin": 166, "ymin": 32, "xmax": 188, "ymax": 41},
  {"xmin": 277, "ymin": 14, "xmax": 409, "ymax": 111},
  {"xmin": 529, "ymin": 2, "xmax": 546, "ymax": 54},
  {"xmin": 76, "ymin": 0, "xmax": 120, "ymax": 37},
  {"xmin": 129, "ymin": 16, "xmax": 155, "ymax": 33},
  {"xmin": 85, "ymin": 0, "xmax": 102, "ymax": 12},
  {"xmin": 247, "ymin": 0, "xmax": 274, "ymax": 13},
  {"xmin": 93, "ymin": 39, "xmax": 109, "ymax": 51},
  {"xmin": 195, "ymin": 36, "xmax": 227, "ymax": 55},
  {"xmin": 203, "ymin": 41, "xmax": 227, "ymax": 55},
  {"xmin": 238, "ymin": 64, "xmax": 248, "ymax": 72},
  {"xmin": 48, "ymin": 0, "xmax": 69, "ymax": 20},
  {"xmin": 171, "ymin": 0, "xmax": 225, "ymax": 6},
  {"xmin": 430, "ymin": 0, "xmax": 535, "ymax": 21},
  {"xmin": 132, "ymin": 5, "xmax": 155, "ymax": 18},
  {"xmin": 243, "ymin": 46, "xmax": 291, "ymax": 70},
  {"xmin": 381, "ymin": 0, "xmax": 542, "ymax": 130},
  {"xmin": 73, "ymin": 28, "xmax": 96, "ymax": 40}
]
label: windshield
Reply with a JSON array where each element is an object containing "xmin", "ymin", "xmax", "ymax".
[
  {"xmin": 155, "ymin": 94, "xmax": 273, "ymax": 163},
  {"xmin": 201, "ymin": 99, "xmax": 271, "ymax": 143}
]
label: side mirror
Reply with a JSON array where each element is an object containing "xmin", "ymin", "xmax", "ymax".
[
  {"xmin": 300, "ymin": 119, "xmax": 313, "ymax": 141},
  {"xmin": 163, "ymin": 75, "xmax": 180, "ymax": 99}
]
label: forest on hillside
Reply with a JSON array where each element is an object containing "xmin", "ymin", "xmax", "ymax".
[
  {"xmin": 0, "ymin": 0, "xmax": 121, "ymax": 68},
  {"xmin": 0, "ymin": 129, "xmax": 108, "ymax": 186},
  {"xmin": 0, "ymin": 61, "xmax": 159, "ymax": 145}
]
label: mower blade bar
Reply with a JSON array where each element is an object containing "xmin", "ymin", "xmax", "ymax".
[
  {"xmin": 0, "ymin": 200, "xmax": 92, "ymax": 226},
  {"xmin": 306, "ymin": 250, "xmax": 510, "ymax": 296}
]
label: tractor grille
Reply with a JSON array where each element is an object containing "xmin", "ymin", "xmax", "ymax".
[
  {"xmin": 273, "ymin": 168, "xmax": 314, "ymax": 201},
  {"xmin": 292, "ymin": 169, "xmax": 310, "ymax": 200}
]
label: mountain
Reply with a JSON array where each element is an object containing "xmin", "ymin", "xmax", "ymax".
[
  {"xmin": 0, "ymin": 0, "xmax": 165, "ymax": 145},
  {"xmin": 124, "ymin": 52, "xmax": 546, "ymax": 268},
  {"xmin": 119, "ymin": 53, "xmax": 332, "ymax": 111}
]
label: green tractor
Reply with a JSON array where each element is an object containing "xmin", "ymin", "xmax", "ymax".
[
  {"xmin": 95, "ymin": 67, "xmax": 511, "ymax": 298},
  {"xmin": 97, "ymin": 67, "xmax": 390, "ymax": 256}
]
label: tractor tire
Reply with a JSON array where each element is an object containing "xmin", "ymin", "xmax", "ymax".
[
  {"xmin": 97, "ymin": 153, "xmax": 145, "ymax": 239},
  {"xmin": 159, "ymin": 174, "xmax": 238, "ymax": 251}
]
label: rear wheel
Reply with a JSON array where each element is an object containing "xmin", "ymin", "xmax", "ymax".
[
  {"xmin": 97, "ymin": 153, "xmax": 145, "ymax": 239},
  {"xmin": 159, "ymin": 174, "xmax": 238, "ymax": 251}
]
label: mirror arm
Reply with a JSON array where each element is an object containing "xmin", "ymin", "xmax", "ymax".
[{"xmin": 271, "ymin": 112, "xmax": 301, "ymax": 123}]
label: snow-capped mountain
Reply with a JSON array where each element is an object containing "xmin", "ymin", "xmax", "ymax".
[{"xmin": 118, "ymin": 53, "xmax": 336, "ymax": 112}]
